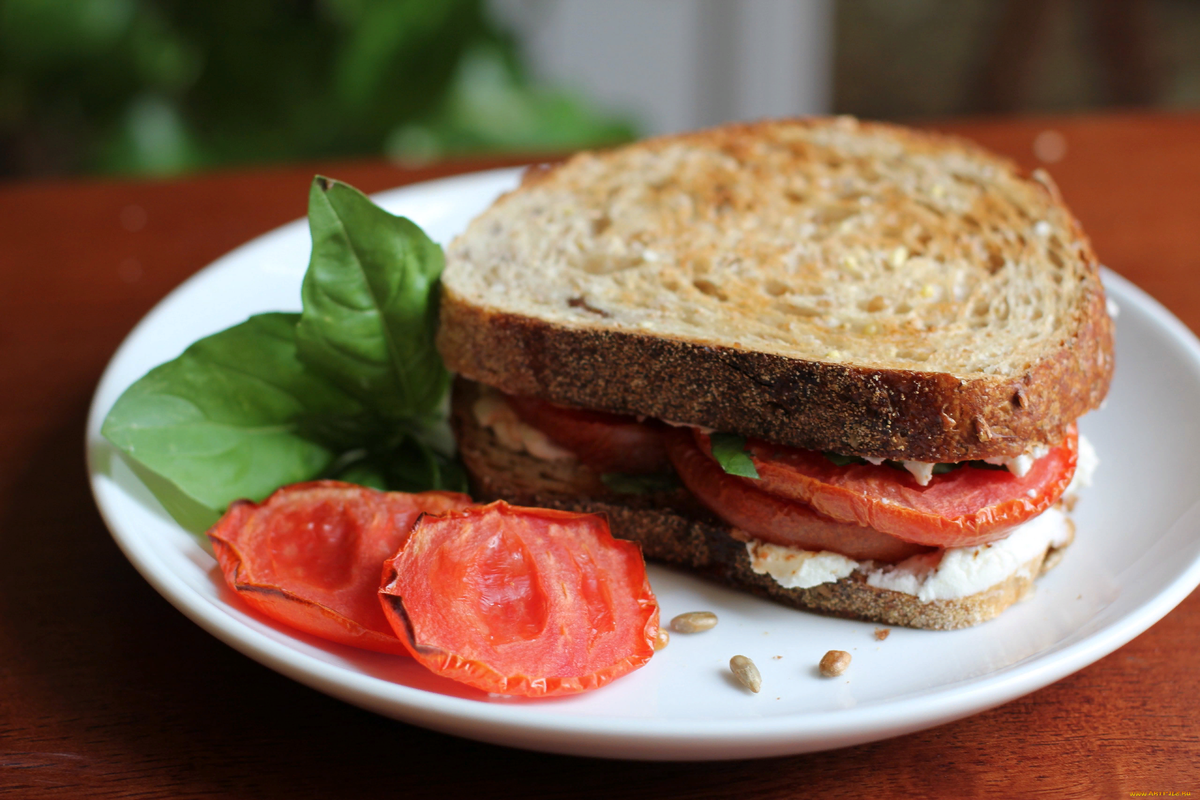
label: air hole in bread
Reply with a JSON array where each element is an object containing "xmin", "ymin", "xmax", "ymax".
[
  {"xmin": 694, "ymin": 278, "xmax": 728, "ymax": 301},
  {"xmin": 774, "ymin": 300, "xmax": 821, "ymax": 317},
  {"xmin": 972, "ymin": 300, "xmax": 990, "ymax": 317},
  {"xmin": 915, "ymin": 199, "xmax": 944, "ymax": 218},
  {"xmin": 580, "ymin": 252, "xmax": 643, "ymax": 275},
  {"xmin": 567, "ymin": 296, "xmax": 610, "ymax": 317},
  {"xmin": 814, "ymin": 204, "xmax": 858, "ymax": 225},
  {"xmin": 784, "ymin": 190, "xmax": 806, "ymax": 204},
  {"xmin": 860, "ymin": 295, "xmax": 888, "ymax": 313},
  {"xmin": 764, "ymin": 279, "xmax": 788, "ymax": 297},
  {"xmin": 1047, "ymin": 249, "xmax": 1064, "ymax": 269},
  {"xmin": 894, "ymin": 302, "xmax": 913, "ymax": 314},
  {"xmin": 591, "ymin": 214, "xmax": 612, "ymax": 236},
  {"xmin": 986, "ymin": 250, "xmax": 1006, "ymax": 272},
  {"xmin": 897, "ymin": 349, "xmax": 933, "ymax": 362}
]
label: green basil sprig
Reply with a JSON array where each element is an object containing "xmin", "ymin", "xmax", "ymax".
[
  {"xmin": 709, "ymin": 433, "xmax": 760, "ymax": 479},
  {"xmin": 102, "ymin": 177, "xmax": 462, "ymax": 534}
]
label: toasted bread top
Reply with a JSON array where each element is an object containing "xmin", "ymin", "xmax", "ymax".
[{"xmin": 439, "ymin": 118, "xmax": 1113, "ymax": 461}]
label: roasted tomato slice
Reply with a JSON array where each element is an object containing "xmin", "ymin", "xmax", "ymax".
[
  {"xmin": 665, "ymin": 430, "xmax": 931, "ymax": 563},
  {"xmin": 704, "ymin": 425, "xmax": 1078, "ymax": 549},
  {"xmin": 379, "ymin": 501, "xmax": 659, "ymax": 697},
  {"xmin": 506, "ymin": 394, "xmax": 670, "ymax": 474},
  {"xmin": 208, "ymin": 481, "xmax": 472, "ymax": 655}
]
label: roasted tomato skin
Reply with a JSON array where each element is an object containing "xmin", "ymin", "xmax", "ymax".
[
  {"xmin": 506, "ymin": 394, "xmax": 670, "ymax": 475},
  {"xmin": 665, "ymin": 430, "xmax": 931, "ymax": 563},
  {"xmin": 208, "ymin": 480, "xmax": 472, "ymax": 655},
  {"xmin": 714, "ymin": 425, "xmax": 1078, "ymax": 548},
  {"xmin": 379, "ymin": 501, "xmax": 659, "ymax": 697}
]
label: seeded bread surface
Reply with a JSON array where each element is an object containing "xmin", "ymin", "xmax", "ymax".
[
  {"xmin": 439, "ymin": 117, "xmax": 1113, "ymax": 462},
  {"xmin": 452, "ymin": 379, "xmax": 1067, "ymax": 630}
]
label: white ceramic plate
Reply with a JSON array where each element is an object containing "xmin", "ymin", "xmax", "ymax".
[{"xmin": 87, "ymin": 168, "xmax": 1200, "ymax": 761}]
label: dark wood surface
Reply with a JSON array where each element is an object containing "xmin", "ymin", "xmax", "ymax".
[{"xmin": 1, "ymin": 114, "xmax": 1197, "ymax": 798}]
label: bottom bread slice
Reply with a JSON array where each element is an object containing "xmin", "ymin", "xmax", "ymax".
[{"xmin": 452, "ymin": 379, "xmax": 1071, "ymax": 630}]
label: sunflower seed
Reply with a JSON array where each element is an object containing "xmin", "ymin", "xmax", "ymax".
[
  {"xmin": 819, "ymin": 650, "xmax": 851, "ymax": 677},
  {"xmin": 670, "ymin": 611, "xmax": 718, "ymax": 633},
  {"xmin": 729, "ymin": 655, "xmax": 762, "ymax": 693}
]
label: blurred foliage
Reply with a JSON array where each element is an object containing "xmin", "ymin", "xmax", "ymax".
[{"xmin": 0, "ymin": 0, "xmax": 636, "ymax": 177}]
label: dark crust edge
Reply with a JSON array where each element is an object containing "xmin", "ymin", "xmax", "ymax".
[
  {"xmin": 438, "ymin": 283, "xmax": 1113, "ymax": 462},
  {"xmin": 451, "ymin": 383, "xmax": 1063, "ymax": 630}
]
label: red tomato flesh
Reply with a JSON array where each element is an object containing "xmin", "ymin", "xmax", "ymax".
[
  {"xmin": 208, "ymin": 480, "xmax": 472, "ymax": 655},
  {"xmin": 665, "ymin": 430, "xmax": 932, "ymax": 562},
  {"xmin": 506, "ymin": 394, "xmax": 670, "ymax": 474},
  {"xmin": 709, "ymin": 425, "xmax": 1078, "ymax": 549},
  {"xmin": 379, "ymin": 501, "xmax": 659, "ymax": 697}
]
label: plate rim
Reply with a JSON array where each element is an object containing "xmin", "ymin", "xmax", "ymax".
[{"xmin": 85, "ymin": 168, "xmax": 1200, "ymax": 760}]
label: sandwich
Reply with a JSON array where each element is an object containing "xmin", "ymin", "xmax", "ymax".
[{"xmin": 434, "ymin": 117, "xmax": 1114, "ymax": 630}]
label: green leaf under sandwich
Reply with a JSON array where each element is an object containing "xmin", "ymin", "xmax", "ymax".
[{"xmin": 709, "ymin": 433, "xmax": 760, "ymax": 479}]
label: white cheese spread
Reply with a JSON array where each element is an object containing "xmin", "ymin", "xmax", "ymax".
[
  {"xmin": 472, "ymin": 388, "xmax": 577, "ymax": 462},
  {"xmin": 864, "ymin": 507, "xmax": 1073, "ymax": 601},
  {"xmin": 748, "ymin": 434, "xmax": 1096, "ymax": 601},
  {"xmin": 745, "ymin": 544, "xmax": 858, "ymax": 589},
  {"xmin": 748, "ymin": 507, "xmax": 1074, "ymax": 602},
  {"xmin": 984, "ymin": 444, "xmax": 1051, "ymax": 478}
]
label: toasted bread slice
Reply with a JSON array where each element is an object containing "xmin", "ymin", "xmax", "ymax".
[
  {"xmin": 439, "ymin": 117, "xmax": 1113, "ymax": 462},
  {"xmin": 451, "ymin": 379, "xmax": 1070, "ymax": 630}
]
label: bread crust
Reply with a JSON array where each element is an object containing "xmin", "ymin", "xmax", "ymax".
[
  {"xmin": 451, "ymin": 379, "xmax": 1067, "ymax": 630},
  {"xmin": 439, "ymin": 286, "xmax": 1111, "ymax": 461},
  {"xmin": 438, "ymin": 117, "xmax": 1114, "ymax": 461}
]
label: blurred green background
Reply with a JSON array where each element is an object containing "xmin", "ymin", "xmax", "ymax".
[
  {"xmin": 5, "ymin": 0, "xmax": 1196, "ymax": 180},
  {"xmin": 0, "ymin": 0, "xmax": 635, "ymax": 178}
]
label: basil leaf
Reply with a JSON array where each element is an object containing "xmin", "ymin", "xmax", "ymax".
[
  {"xmin": 709, "ymin": 433, "xmax": 760, "ymax": 479},
  {"xmin": 601, "ymin": 472, "xmax": 682, "ymax": 495},
  {"xmin": 296, "ymin": 176, "xmax": 450, "ymax": 421},
  {"xmin": 331, "ymin": 434, "xmax": 468, "ymax": 494},
  {"xmin": 101, "ymin": 313, "xmax": 371, "ymax": 532}
]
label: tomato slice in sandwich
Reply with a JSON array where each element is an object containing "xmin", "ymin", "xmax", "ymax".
[
  {"xmin": 665, "ymin": 429, "xmax": 932, "ymax": 562},
  {"xmin": 506, "ymin": 394, "xmax": 670, "ymax": 475},
  {"xmin": 380, "ymin": 501, "xmax": 659, "ymax": 697},
  {"xmin": 701, "ymin": 425, "xmax": 1078, "ymax": 549},
  {"xmin": 208, "ymin": 481, "xmax": 473, "ymax": 655}
]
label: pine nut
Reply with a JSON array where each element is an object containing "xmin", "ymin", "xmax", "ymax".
[
  {"xmin": 654, "ymin": 627, "xmax": 670, "ymax": 650},
  {"xmin": 729, "ymin": 655, "xmax": 762, "ymax": 693},
  {"xmin": 670, "ymin": 611, "xmax": 718, "ymax": 633},
  {"xmin": 819, "ymin": 650, "xmax": 851, "ymax": 677}
]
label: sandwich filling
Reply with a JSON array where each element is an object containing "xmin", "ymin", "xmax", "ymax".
[{"xmin": 470, "ymin": 384, "xmax": 1094, "ymax": 601}]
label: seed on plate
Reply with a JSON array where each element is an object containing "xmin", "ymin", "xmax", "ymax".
[
  {"xmin": 670, "ymin": 611, "xmax": 718, "ymax": 633},
  {"xmin": 654, "ymin": 627, "xmax": 670, "ymax": 650},
  {"xmin": 729, "ymin": 655, "xmax": 762, "ymax": 693},
  {"xmin": 819, "ymin": 650, "xmax": 851, "ymax": 677}
]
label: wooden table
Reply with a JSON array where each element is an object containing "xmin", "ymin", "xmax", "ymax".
[{"xmin": 1, "ymin": 113, "xmax": 1197, "ymax": 798}]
